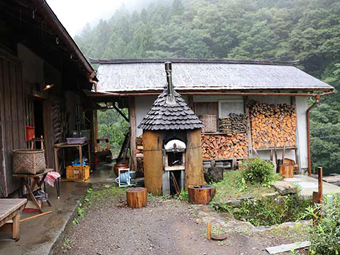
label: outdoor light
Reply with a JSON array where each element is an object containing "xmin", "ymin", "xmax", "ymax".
[{"xmin": 43, "ymin": 84, "xmax": 54, "ymax": 91}]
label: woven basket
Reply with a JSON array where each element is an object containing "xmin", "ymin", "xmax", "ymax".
[
  {"xmin": 201, "ymin": 115, "xmax": 217, "ymax": 133},
  {"xmin": 13, "ymin": 149, "xmax": 46, "ymax": 174}
]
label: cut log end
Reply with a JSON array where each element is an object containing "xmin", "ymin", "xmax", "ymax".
[
  {"xmin": 188, "ymin": 185, "xmax": 216, "ymax": 205},
  {"xmin": 126, "ymin": 187, "xmax": 147, "ymax": 209}
]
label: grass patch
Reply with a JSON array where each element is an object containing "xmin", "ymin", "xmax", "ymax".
[{"xmin": 211, "ymin": 170, "xmax": 276, "ymax": 203}]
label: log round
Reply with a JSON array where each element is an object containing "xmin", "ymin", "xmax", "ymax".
[
  {"xmin": 279, "ymin": 165, "xmax": 294, "ymax": 178},
  {"xmin": 188, "ymin": 185, "xmax": 216, "ymax": 205},
  {"xmin": 126, "ymin": 187, "xmax": 147, "ymax": 209}
]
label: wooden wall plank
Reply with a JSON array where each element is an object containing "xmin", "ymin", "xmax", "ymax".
[
  {"xmin": 0, "ymin": 59, "xmax": 8, "ymax": 197},
  {"xmin": 2, "ymin": 59, "xmax": 13, "ymax": 196},
  {"xmin": 16, "ymin": 65, "xmax": 25, "ymax": 145},
  {"xmin": 10, "ymin": 62, "xmax": 19, "ymax": 150},
  {"xmin": 0, "ymin": 51, "xmax": 25, "ymax": 196}
]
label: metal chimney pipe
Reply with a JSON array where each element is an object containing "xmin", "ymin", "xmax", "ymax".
[{"xmin": 165, "ymin": 62, "xmax": 175, "ymax": 103}]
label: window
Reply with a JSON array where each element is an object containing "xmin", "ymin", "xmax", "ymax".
[{"xmin": 218, "ymin": 100, "xmax": 244, "ymax": 117}]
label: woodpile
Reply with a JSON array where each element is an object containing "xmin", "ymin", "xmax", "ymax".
[
  {"xmin": 136, "ymin": 135, "xmax": 144, "ymax": 176},
  {"xmin": 249, "ymin": 102, "xmax": 296, "ymax": 149},
  {"xmin": 201, "ymin": 134, "xmax": 249, "ymax": 160},
  {"xmin": 230, "ymin": 113, "xmax": 248, "ymax": 133},
  {"xmin": 219, "ymin": 114, "xmax": 248, "ymax": 134},
  {"xmin": 219, "ymin": 116, "xmax": 232, "ymax": 133}
]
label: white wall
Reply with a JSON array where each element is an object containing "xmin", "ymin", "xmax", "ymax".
[
  {"xmin": 135, "ymin": 95, "xmax": 157, "ymax": 137},
  {"xmin": 135, "ymin": 95, "xmax": 189, "ymax": 137},
  {"xmin": 296, "ymin": 97, "xmax": 308, "ymax": 170},
  {"xmin": 134, "ymin": 94, "xmax": 309, "ymax": 170}
]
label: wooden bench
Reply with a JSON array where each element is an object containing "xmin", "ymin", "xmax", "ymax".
[{"xmin": 0, "ymin": 199, "xmax": 27, "ymax": 240}]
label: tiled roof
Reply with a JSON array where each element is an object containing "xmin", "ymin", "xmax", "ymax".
[{"xmin": 138, "ymin": 89, "xmax": 204, "ymax": 131}]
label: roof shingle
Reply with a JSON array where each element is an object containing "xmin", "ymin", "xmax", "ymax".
[{"xmin": 138, "ymin": 89, "xmax": 204, "ymax": 131}]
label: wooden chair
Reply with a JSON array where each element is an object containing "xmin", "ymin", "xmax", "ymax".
[{"xmin": 30, "ymin": 136, "xmax": 44, "ymax": 150}]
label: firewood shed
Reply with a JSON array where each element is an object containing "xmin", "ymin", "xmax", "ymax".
[{"xmin": 87, "ymin": 58, "xmax": 334, "ymax": 177}]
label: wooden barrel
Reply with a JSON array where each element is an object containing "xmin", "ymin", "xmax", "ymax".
[
  {"xmin": 279, "ymin": 165, "xmax": 294, "ymax": 178},
  {"xmin": 188, "ymin": 185, "xmax": 216, "ymax": 205},
  {"xmin": 126, "ymin": 187, "xmax": 147, "ymax": 209},
  {"xmin": 114, "ymin": 162, "xmax": 129, "ymax": 176}
]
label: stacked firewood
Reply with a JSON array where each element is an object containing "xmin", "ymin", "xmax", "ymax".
[
  {"xmin": 249, "ymin": 102, "xmax": 297, "ymax": 149},
  {"xmin": 219, "ymin": 113, "xmax": 248, "ymax": 134},
  {"xmin": 219, "ymin": 116, "xmax": 232, "ymax": 133},
  {"xmin": 230, "ymin": 113, "xmax": 248, "ymax": 133},
  {"xmin": 136, "ymin": 135, "xmax": 144, "ymax": 176},
  {"xmin": 201, "ymin": 134, "xmax": 249, "ymax": 160}
]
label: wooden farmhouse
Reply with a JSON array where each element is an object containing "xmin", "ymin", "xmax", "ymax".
[
  {"xmin": 0, "ymin": 0, "xmax": 96, "ymax": 197},
  {"xmin": 89, "ymin": 58, "xmax": 334, "ymax": 188}
]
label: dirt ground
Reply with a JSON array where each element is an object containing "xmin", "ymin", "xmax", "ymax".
[{"xmin": 52, "ymin": 184, "xmax": 306, "ymax": 255}]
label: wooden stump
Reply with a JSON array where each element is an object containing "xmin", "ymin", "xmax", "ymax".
[
  {"xmin": 279, "ymin": 165, "xmax": 294, "ymax": 178},
  {"xmin": 126, "ymin": 187, "xmax": 147, "ymax": 209},
  {"xmin": 188, "ymin": 185, "xmax": 216, "ymax": 205}
]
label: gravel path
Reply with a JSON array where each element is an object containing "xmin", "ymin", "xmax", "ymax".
[{"xmin": 53, "ymin": 185, "xmax": 301, "ymax": 255}]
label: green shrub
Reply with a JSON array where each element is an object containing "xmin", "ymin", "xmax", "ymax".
[
  {"xmin": 233, "ymin": 195, "xmax": 312, "ymax": 226},
  {"xmin": 242, "ymin": 157, "xmax": 277, "ymax": 187},
  {"xmin": 304, "ymin": 195, "xmax": 340, "ymax": 254}
]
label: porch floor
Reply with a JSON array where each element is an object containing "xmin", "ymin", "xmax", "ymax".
[
  {"xmin": 284, "ymin": 174, "xmax": 340, "ymax": 197},
  {"xmin": 0, "ymin": 165, "xmax": 115, "ymax": 255}
]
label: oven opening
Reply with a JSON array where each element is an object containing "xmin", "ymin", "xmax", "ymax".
[{"xmin": 168, "ymin": 152, "xmax": 183, "ymax": 166}]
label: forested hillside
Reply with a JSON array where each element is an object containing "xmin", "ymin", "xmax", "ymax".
[{"xmin": 75, "ymin": 0, "xmax": 340, "ymax": 174}]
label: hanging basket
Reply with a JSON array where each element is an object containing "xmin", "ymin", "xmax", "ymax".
[{"xmin": 13, "ymin": 149, "xmax": 46, "ymax": 174}]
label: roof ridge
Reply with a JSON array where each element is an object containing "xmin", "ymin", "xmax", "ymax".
[{"xmin": 90, "ymin": 58, "xmax": 299, "ymax": 66}]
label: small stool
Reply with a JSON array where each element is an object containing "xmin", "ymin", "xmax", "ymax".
[{"xmin": 126, "ymin": 187, "xmax": 147, "ymax": 209}]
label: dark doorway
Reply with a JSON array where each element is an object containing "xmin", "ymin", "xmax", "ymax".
[{"xmin": 33, "ymin": 99, "xmax": 44, "ymax": 149}]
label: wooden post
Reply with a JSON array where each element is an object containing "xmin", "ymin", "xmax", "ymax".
[
  {"xmin": 244, "ymin": 97, "xmax": 252, "ymax": 157},
  {"xmin": 318, "ymin": 167, "xmax": 323, "ymax": 216},
  {"xmin": 129, "ymin": 97, "xmax": 137, "ymax": 172},
  {"xmin": 126, "ymin": 188, "xmax": 147, "ymax": 209},
  {"xmin": 207, "ymin": 222, "xmax": 211, "ymax": 240},
  {"xmin": 318, "ymin": 167, "xmax": 323, "ymax": 203},
  {"xmin": 93, "ymin": 109, "xmax": 98, "ymax": 147},
  {"xmin": 12, "ymin": 213, "xmax": 20, "ymax": 240},
  {"xmin": 188, "ymin": 95, "xmax": 194, "ymax": 110},
  {"xmin": 185, "ymin": 129, "xmax": 204, "ymax": 189},
  {"xmin": 143, "ymin": 130, "xmax": 163, "ymax": 195}
]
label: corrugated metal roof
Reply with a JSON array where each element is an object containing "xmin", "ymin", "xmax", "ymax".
[
  {"xmin": 138, "ymin": 89, "xmax": 204, "ymax": 131},
  {"xmin": 94, "ymin": 60, "xmax": 333, "ymax": 92}
]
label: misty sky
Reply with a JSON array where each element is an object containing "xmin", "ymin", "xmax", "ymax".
[{"xmin": 47, "ymin": 0, "xmax": 126, "ymax": 36}]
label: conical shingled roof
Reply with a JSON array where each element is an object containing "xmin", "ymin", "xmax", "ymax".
[{"xmin": 138, "ymin": 89, "xmax": 204, "ymax": 131}]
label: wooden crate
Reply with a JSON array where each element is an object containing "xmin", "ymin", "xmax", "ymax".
[{"xmin": 66, "ymin": 165, "xmax": 90, "ymax": 180}]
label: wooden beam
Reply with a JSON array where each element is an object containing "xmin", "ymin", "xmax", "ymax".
[
  {"xmin": 128, "ymin": 97, "xmax": 137, "ymax": 172},
  {"xmin": 188, "ymin": 95, "xmax": 194, "ymax": 110},
  {"xmin": 86, "ymin": 91, "xmax": 334, "ymax": 98},
  {"xmin": 113, "ymin": 103, "xmax": 129, "ymax": 122}
]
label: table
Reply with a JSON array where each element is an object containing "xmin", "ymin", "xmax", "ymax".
[
  {"xmin": 54, "ymin": 142, "xmax": 91, "ymax": 181},
  {"xmin": 0, "ymin": 199, "xmax": 27, "ymax": 240},
  {"xmin": 13, "ymin": 169, "xmax": 53, "ymax": 213}
]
